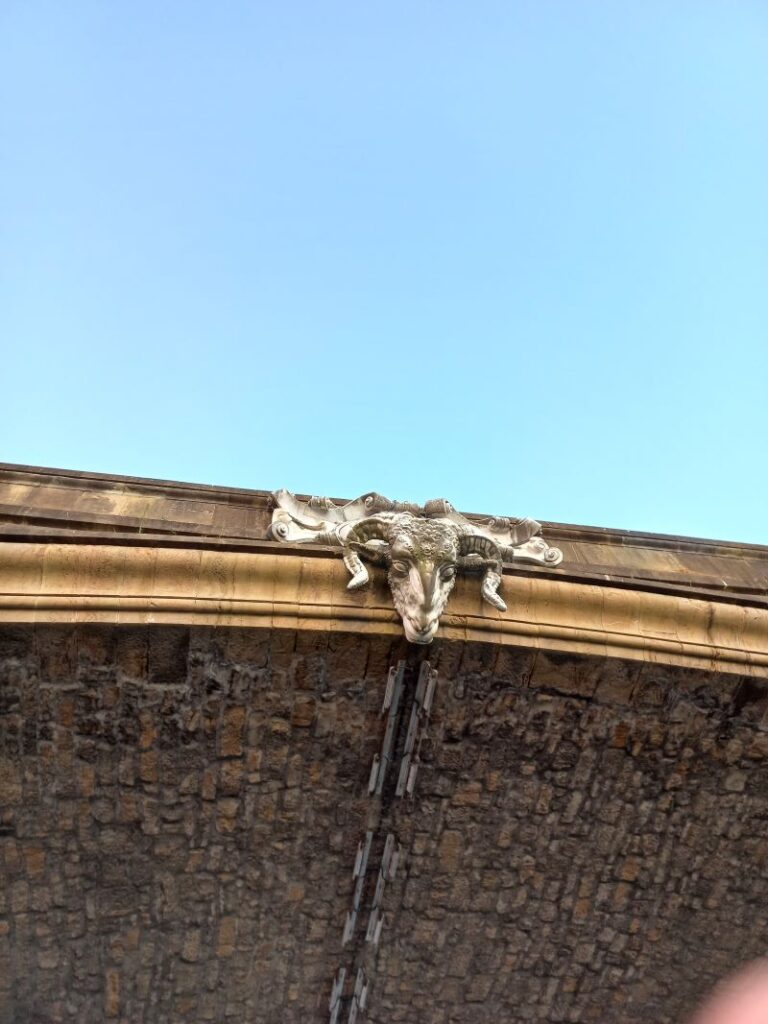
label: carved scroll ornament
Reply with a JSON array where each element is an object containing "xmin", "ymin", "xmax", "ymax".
[{"xmin": 269, "ymin": 491, "xmax": 563, "ymax": 644}]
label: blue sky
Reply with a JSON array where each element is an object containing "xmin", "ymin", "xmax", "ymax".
[{"xmin": 2, "ymin": 2, "xmax": 767, "ymax": 542}]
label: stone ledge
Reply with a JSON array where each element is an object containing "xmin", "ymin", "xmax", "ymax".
[{"xmin": 1, "ymin": 542, "xmax": 766, "ymax": 677}]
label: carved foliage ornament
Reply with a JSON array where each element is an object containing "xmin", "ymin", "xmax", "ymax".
[{"xmin": 269, "ymin": 491, "xmax": 563, "ymax": 644}]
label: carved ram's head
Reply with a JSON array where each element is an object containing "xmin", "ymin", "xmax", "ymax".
[
  {"xmin": 385, "ymin": 518, "xmax": 459, "ymax": 643},
  {"xmin": 269, "ymin": 490, "xmax": 562, "ymax": 644},
  {"xmin": 345, "ymin": 513, "xmax": 506, "ymax": 645}
]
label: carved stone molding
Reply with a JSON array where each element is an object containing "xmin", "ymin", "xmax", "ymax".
[
  {"xmin": 269, "ymin": 491, "xmax": 563, "ymax": 643},
  {"xmin": 2, "ymin": 541, "xmax": 767, "ymax": 674}
]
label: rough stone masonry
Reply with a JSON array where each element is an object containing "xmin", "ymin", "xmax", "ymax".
[{"xmin": 2, "ymin": 623, "xmax": 768, "ymax": 1023}]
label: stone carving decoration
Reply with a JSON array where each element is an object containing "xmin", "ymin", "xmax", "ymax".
[{"xmin": 269, "ymin": 491, "xmax": 563, "ymax": 644}]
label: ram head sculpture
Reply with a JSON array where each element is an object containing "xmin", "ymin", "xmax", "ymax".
[{"xmin": 268, "ymin": 490, "xmax": 563, "ymax": 644}]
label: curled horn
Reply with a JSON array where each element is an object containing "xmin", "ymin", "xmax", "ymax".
[
  {"xmin": 342, "ymin": 517, "xmax": 392, "ymax": 591},
  {"xmin": 458, "ymin": 534, "xmax": 507, "ymax": 612}
]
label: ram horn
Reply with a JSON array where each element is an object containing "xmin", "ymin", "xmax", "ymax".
[
  {"xmin": 458, "ymin": 534, "xmax": 507, "ymax": 612},
  {"xmin": 342, "ymin": 518, "xmax": 392, "ymax": 591}
]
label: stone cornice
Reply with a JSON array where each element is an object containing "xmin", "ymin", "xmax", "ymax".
[
  {"xmin": 2, "ymin": 461, "xmax": 767, "ymax": 558},
  {"xmin": 1, "ymin": 540, "xmax": 767, "ymax": 677}
]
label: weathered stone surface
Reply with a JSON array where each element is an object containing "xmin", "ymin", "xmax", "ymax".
[{"xmin": 1, "ymin": 624, "xmax": 768, "ymax": 1023}]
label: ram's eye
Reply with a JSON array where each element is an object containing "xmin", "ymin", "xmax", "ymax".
[
  {"xmin": 390, "ymin": 560, "xmax": 410, "ymax": 575},
  {"xmin": 441, "ymin": 566, "xmax": 456, "ymax": 581}
]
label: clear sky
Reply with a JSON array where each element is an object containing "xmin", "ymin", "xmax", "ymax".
[{"xmin": 2, "ymin": 2, "xmax": 766, "ymax": 542}]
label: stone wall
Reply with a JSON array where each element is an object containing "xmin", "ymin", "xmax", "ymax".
[{"xmin": 1, "ymin": 624, "xmax": 768, "ymax": 1023}]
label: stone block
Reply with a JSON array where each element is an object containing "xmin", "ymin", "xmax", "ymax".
[{"xmin": 216, "ymin": 917, "xmax": 237, "ymax": 957}]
